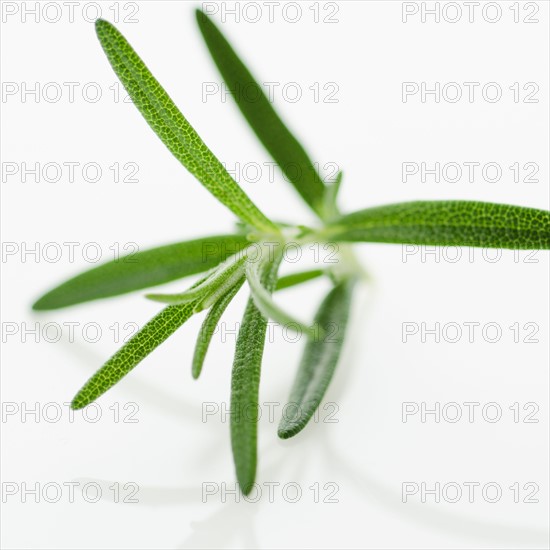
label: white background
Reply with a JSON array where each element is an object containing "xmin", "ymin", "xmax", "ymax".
[{"xmin": 1, "ymin": 1, "xmax": 549, "ymax": 548}]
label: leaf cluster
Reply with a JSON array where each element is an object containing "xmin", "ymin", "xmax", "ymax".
[{"xmin": 34, "ymin": 12, "xmax": 550, "ymax": 494}]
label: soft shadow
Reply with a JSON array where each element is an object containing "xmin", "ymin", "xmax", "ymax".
[
  {"xmin": 321, "ymin": 439, "xmax": 549, "ymax": 548},
  {"xmin": 61, "ymin": 283, "xmax": 547, "ymax": 549},
  {"xmin": 45, "ymin": 330, "xmax": 199, "ymax": 419}
]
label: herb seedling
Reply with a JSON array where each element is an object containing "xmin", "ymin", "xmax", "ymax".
[{"xmin": 34, "ymin": 12, "xmax": 550, "ymax": 494}]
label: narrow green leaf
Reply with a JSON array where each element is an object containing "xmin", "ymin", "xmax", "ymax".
[
  {"xmin": 95, "ymin": 19, "xmax": 278, "ymax": 234},
  {"xmin": 231, "ymin": 257, "xmax": 281, "ymax": 494},
  {"xmin": 321, "ymin": 171, "xmax": 343, "ymax": 221},
  {"xmin": 328, "ymin": 201, "xmax": 550, "ymax": 249},
  {"xmin": 191, "ymin": 268, "xmax": 323, "ymax": 380},
  {"xmin": 278, "ymin": 279, "xmax": 354, "ymax": 439},
  {"xmin": 71, "ymin": 301, "xmax": 197, "ymax": 409},
  {"xmin": 192, "ymin": 277, "xmax": 244, "ymax": 379},
  {"xmin": 72, "ymin": 272, "xmax": 212, "ymax": 409},
  {"xmin": 246, "ymin": 258, "xmax": 317, "ymax": 339},
  {"xmin": 276, "ymin": 269, "xmax": 325, "ymax": 290},
  {"xmin": 146, "ymin": 252, "xmax": 246, "ymax": 307},
  {"xmin": 32, "ymin": 235, "xmax": 248, "ymax": 310},
  {"xmin": 196, "ymin": 10, "xmax": 326, "ymax": 216}
]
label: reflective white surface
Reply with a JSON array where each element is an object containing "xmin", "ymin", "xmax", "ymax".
[{"xmin": 2, "ymin": 1, "xmax": 549, "ymax": 548}]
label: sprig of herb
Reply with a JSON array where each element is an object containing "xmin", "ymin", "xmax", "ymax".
[{"xmin": 34, "ymin": 11, "xmax": 550, "ymax": 495}]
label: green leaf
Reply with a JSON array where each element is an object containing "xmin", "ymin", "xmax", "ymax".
[
  {"xmin": 246, "ymin": 257, "xmax": 317, "ymax": 339},
  {"xmin": 95, "ymin": 19, "xmax": 278, "ymax": 234},
  {"xmin": 33, "ymin": 235, "xmax": 248, "ymax": 310},
  {"xmin": 192, "ymin": 277, "xmax": 244, "ymax": 379},
  {"xmin": 328, "ymin": 201, "xmax": 550, "ymax": 249},
  {"xmin": 321, "ymin": 171, "xmax": 343, "ymax": 221},
  {"xmin": 231, "ymin": 256, "xmax": 281, "ymax": 494},
  {"xmin": 278, "ymin": 279, "xmax": 354, "ymax": 439},
  {"xmin": 276, "ymin": 269, "xmax": 325, "ymax": 290},
  {"xmin": 196, "ymin": 10, "xmax": 326, "ymax": 216},
  {"xmin": 72, "ymin": 301, "xmax": 197, "ymax": 409},
  {"xmin": 146, "ymin": 251, "xmax": 247, "ymax": 309},
  {"xmin": 191, "ymin": 268, "xmax": 324, "ymax": 380}
]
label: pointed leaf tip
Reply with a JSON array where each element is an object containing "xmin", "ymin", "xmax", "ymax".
[
  {"xmin": 192, "ymin": 278, "xmax": 244, "ymax": 379},
  {"xmin": 278, "ymin": 279, "xmax": 354, "ymax": 439},
  {"xmin": 195, "ymin": 9, "xmax": 326, "ymax": 216},
  {"xmin": 71, "ymin": 302, "xmax": 197, "ymax": 409},
  {"xmin": 94, "ymin": 18, "xmax": 278, "ymax": 233}
]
